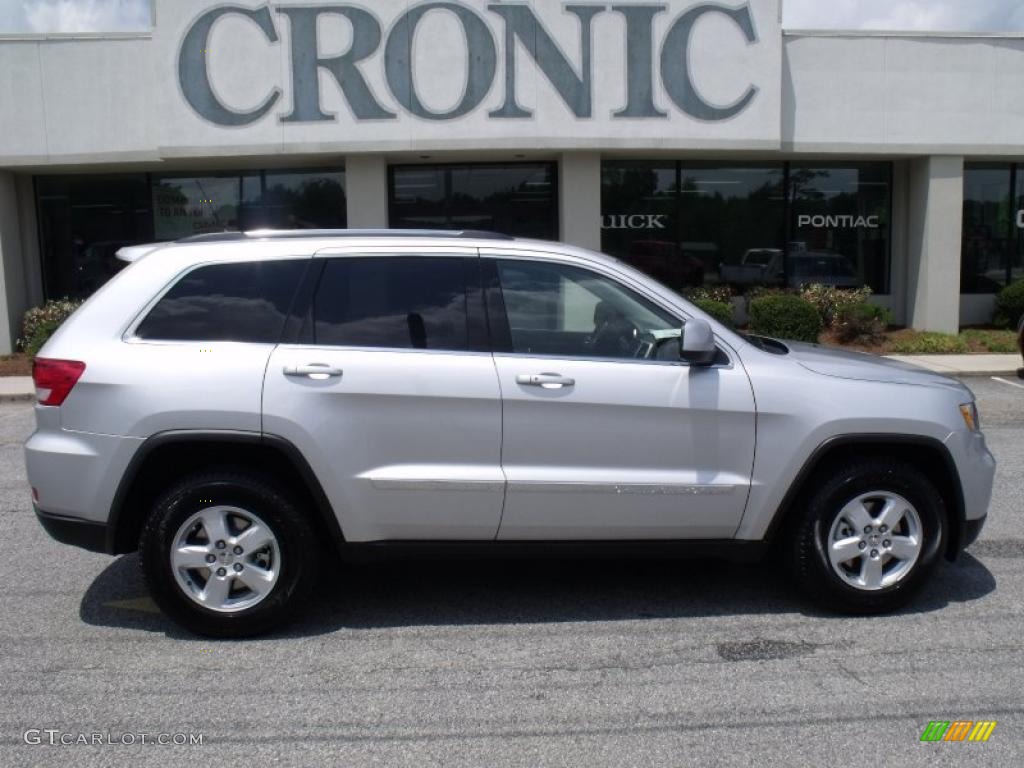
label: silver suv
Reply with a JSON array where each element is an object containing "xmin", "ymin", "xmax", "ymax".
[{"xmin": 26, "ymin": 231, "xmax": 995, "ymax": 637}]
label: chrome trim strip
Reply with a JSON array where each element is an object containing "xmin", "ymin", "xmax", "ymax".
[
  {"xmin": 507, "ymin": 482, "xmax": 738, "ymax": 496},
  {"xmin": 369, "ymin": 479, "xmax": 505, "ymax": 492}
]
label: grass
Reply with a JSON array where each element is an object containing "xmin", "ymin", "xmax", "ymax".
[{"xmin": 819, "ymin": 328, "xmax": 1019, "ymax": 356}]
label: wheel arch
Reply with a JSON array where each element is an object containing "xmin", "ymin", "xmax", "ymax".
[
  {"xmin": 107, "ymin": 431, "xmax": 344, "ymax": 556},
  {"xmin": 764, "ymin": 434, "xmax": 967, "ymax": 561}
]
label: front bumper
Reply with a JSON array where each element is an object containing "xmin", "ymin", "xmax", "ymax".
[{"xmin": 35, "ymin": 506, "xmax": 108, "ymax": 553}]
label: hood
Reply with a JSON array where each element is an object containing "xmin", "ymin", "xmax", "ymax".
[{"xmin": 783, "ymin": 341, "xmax": 971, "ymax": 393}]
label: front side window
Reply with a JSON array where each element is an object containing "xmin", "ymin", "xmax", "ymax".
[
  {"xmin": 135, "ymin": 260, "xmax": 306, "ymax": 342},
  {"xmin": 495, "ymin": 260, "xmax": 679, "ymax": 361},
  {"xmin": 312, "ymin": 257, "xmax": 470, "ymax": 351}
]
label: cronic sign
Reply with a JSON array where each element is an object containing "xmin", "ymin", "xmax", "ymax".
[{"xmin": 179, "ymin": 2, "xmax": 761, "ymax": 126}]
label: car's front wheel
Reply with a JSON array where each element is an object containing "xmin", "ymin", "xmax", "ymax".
[
  {"xmin": 790, "ymin": 458, "xmax": 947, "ymax": 614},
  {"xmin": 139, "ymin": 470, "xmax": 317, "ymax": 638}
]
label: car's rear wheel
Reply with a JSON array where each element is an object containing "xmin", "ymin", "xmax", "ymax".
[
  {"xmin": 790, "ymin": 459, "xmax": 947, "ymax": 614},
  {"xmin": 139, "ymin": 471, "xmax": 317, "ymax": 638}
]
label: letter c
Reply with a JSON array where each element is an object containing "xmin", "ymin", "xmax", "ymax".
[
  {"xmin": 660, "ymin": 3, "xmax": 758, "ymax": 121},
  {"xmin": 1017, "ymin": 209, "xmax": 1024, "ymax": 229},
  {"xmin": 179, "ymin": 5, "xmax": 281, "ymax": 126}
]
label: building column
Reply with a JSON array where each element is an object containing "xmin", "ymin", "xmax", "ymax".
[
  {"xmin": 0, "ymin": 171, "xmax": 26, "ymax": 355},
  {"xmin": 559, "ymin": 152, "xmax": 602, "ymax": 251},
  {"xmin": 345, "ymin": 155, "xmax": 389, "ymax": 229},
  {"xmin": 906, "ymin": 156, "xmax": 964, "ymax": 333}
]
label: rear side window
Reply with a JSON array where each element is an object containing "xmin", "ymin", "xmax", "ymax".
[
  {"xmin": 313, "ymin": 257, "xmax": 469, "ymax": 350},
  {"xmin": 135, "ymin": 260, "xmax": 306, "ymax": 342}
]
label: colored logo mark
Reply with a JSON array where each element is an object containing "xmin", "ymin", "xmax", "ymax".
[{"xmin": 920, "ymin": 720, "xmax": 997, "ymax": 742}]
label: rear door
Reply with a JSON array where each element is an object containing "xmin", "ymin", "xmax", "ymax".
[
  {"xmin": 262, "ymin": 247, "xmax": 505, "ymax": 542},
  {"xmin": 483, "ymin": 252, "xmax": 757, "ymax": 540}
]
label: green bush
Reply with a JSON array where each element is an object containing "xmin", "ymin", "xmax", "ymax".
[
  {"xmin": 747, "ymin": 286, "xmax": 794, "ymax": 302},
  {"xmin": 887, "ymin": 332, "xmax": 969, "ymax": 355},
  {"xmin": 748, "ymin": 295, "xmax": 823, "ymax": 343},
  {"xmin": 682, "ymin": 285, "xmax": 733, "ymax": 304},
  {"xmin": 692, "ymin": 299, "xmax": 734, "ymax": 328},
  {"xmin": 800, "ymin": 284, "xmax": 873, "ymax": 327},
  {"xmin": 19, "ymin": 298, "xmax": 83, "ymax": 356},
  {"xmin": 994, "ymin": 279, "xmax": 1024, "ymax": 329},
  {"xmin": 833, "ymin": 302, "xmax": 891, "ymax": 344}
]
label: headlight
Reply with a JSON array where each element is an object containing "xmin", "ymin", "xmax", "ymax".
[{"xmin": 959, "ymin": 402, "xmax": 980, "ymax": 432}]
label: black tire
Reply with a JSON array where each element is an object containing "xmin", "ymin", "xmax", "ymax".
[
  {"xmin": 139, "ymin": 470, "xmax": 318, "ymax": 638},
  {"xmin": 790, "ymin": 458, "xmax": 947, "ymax": 614}
]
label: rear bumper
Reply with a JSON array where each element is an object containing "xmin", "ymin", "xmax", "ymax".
[{"xmin": 35, "ymin": 506, "xmax": 108, "ymax": 554}]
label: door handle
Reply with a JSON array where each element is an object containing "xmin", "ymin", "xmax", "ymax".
[
  {"xmin": 283, "ymin": 363, "xmax": 343, "ymax": 380},
  {"xmin": 516, "ymin": 373, "xmax": 575, "ymax": 389}
]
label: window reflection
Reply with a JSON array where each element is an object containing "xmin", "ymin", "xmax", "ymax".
[
  {"xmin": 789, "ymin": 164, "xmax": 891, "ymax": 293},
  {"xmin": 313, "ymin": 257, "xmax": 469, "ymax": 351},
  {"xmin": 601, "ymin": 161, "xmax": 892, "ymax": 294},
  {"xmin": 962, "ymin": 164, "xmax": 1015, "ymax": 294},
  {"xmin": 389, "ymin": 163, "xmax": 557, "ymax": 239},
  {"xmin": 37, "ymin": 169, "xmax": 347, "ymax": 301}
]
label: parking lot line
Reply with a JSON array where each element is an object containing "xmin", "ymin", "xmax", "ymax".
[{"xmin": 991, "ymin": 376, "xmax": 1024, "ymax": 391}]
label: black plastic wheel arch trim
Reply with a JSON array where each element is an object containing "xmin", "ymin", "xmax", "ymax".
[
  {"xmin": 760, "ymin": 433, "xmax": 968, "ymax": 561},
  {"xmin": 106, "ymin": 430, "xmax": 343, "ymax": 555}
]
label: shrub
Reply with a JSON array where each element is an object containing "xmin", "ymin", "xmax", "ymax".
[
  {"xmin": 19, "ymin": 298, "xmax": 83, "ymax": 356},
  {"xmin": 800, "ymin": 284, "xmax": 873, "ymax": 327},
  {"xmin": 747, "ymin": 286, "xmax": 794, "ymax": 302},
  {"xmin": 833, "ymin": 302, "xmax": 891, "ymax": 344},
  {"xmin": 747, "ymin": 295, "xmax": 823, "ymax": 343},
  {"xmin": 887, "ymin": 332, "xmax": 969, "ymax": 355},
  {"xmin": 993, "ymin": 279, "xmax": 1024, "ymax": 329},
  {"xmin": 692, "ymin": 299, "xmax": 734, "ymax": 328},
  {"xmin": 682, "ymin": 284, "xmax": 733, "ymax": 304}
]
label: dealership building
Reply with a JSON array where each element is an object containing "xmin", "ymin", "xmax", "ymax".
[{"xmin": 0, "ymin": 0, "xmax": 1022, "ymax": 353}]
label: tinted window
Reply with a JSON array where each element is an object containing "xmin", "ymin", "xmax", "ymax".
[
  {"xmin": 313, "ymin": 257, "xmax": 469, "ymax": 350},
  {"xmin": 136, "ymin": 260, "xmax": 306, "ymax": 342},
  {"xmin": 496, "ymin": 260, "xmax": 678, "ymax": 361}
]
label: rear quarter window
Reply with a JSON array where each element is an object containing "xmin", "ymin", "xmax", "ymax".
[{"xmin": 135, "ymin": 260, "xmax": 307, "ymax": 342}]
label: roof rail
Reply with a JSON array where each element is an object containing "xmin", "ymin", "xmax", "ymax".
[{"xmin": 176, "ymin": 229, "xmax": 515, "ymax": 244}]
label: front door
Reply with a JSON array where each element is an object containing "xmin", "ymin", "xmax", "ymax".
[
  {"xmin": 485, "ymin": 254, "xmax": 756, "ymax": 540},
  {"xmin": 262, "ymin": 249, "xmax": 504, "ymax": 542}
]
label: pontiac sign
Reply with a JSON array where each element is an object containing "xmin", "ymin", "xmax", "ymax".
[{"xmin": 178, "ymin": 1, "xmax": 766, "ymax": 127}]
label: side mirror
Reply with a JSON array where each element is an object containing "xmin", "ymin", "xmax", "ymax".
[{"xmin": 680, "ymin": 318, "xmax": 717, "ymax": 366}]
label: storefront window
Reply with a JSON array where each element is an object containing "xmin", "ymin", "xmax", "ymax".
[
  {"xmin": 153, "ymin": 170, "xmax": 345, "ymax": 239},
  {"xmin": 389, "ymin": 162, "xmax": 558, "ymax": 239},
  {"xmin": 679, "ymin": 164, "xmax": 785, "ymax": 290},
  {"xmin": 789, "ymin": 163, "xmax": 891, "ymax": 294},
  {"xmin": 36, "ymin": 174, "xmax": 153, "ymax": 300},
  {"xmin": 601, "ymin": 161, "xmax": 892, "ymax": 294},
  {"xmin": 37, "ymin": 169, "xmax": 346, "ymax": 300},
  {"xmin": 961, "ymin": 163, "xmax": 1019, "ymax": 294}
]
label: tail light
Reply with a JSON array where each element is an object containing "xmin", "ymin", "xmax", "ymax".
[{"xmin": 32, "ymin": 358, "xmax": 86, "ymax": 406}]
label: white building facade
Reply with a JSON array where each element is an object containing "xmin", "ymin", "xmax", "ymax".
[{"xmin": 0, "ymin": 0, "xmax": 1022, "ymax": 352}]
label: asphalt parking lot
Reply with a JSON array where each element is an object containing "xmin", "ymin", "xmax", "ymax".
[{"xmin": 0, "ymin": 376, "xmax": 1021, "ymax": 766}]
